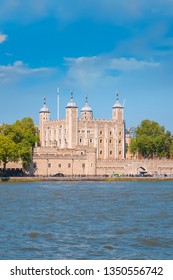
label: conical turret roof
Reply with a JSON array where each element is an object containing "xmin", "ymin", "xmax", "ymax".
[
  {"xmin": 66, "ymin": 91, "xmax": 78, "ymax": 108},
  {"xmin": 40, "ymin": 96, "xmax": 50, "ymax": 113},
  {"xmin": 113, "ymin": 93, "xmax": 123, "ymax": 108},
  {"xmin": 81, "ymin": 96, "xmax": 92, "ymax": 112}
]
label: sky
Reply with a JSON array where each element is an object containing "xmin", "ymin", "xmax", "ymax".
[{"xmin": 0, "ymin": 0, "xmax": 173, "ymax": 131}]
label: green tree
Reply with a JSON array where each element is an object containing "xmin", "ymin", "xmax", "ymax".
[
  {"xmin": 0, "ymin": 117, "xmax": 39, "ymax": 171},
  {"xmin": 129, "ymin": 138, "xmax": 138, "ymax": 156},
  {"xmin": 12, "ymin": 118, "xmax": 39, "ymax": 168},
  {"xmin": 170, "ymin": 140, "xmax": 173, "ymax": 158},
  {"xmin": 130, "ymin": 120, "xmax": 172, "ymax": 159},
  {"xmin": 0, "ymin": 135, "xmax": 19, "ymax": 175},
  {"xmin": 13, "ymin": 117, "xmax": 39, "ymax": 148}
]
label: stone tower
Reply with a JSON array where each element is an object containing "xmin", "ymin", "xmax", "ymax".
[
  {"xmin": 112, "ymin": 93, "xmax": 125, "ymax": 159},
  {"xmin": 39, "ymin": 97, "xmax": 50, "ymax": 147},
  {"xmin": 112, "ymin": 93, "xmax": 124, "ymax": 121},
  {"xmin": 65, "ymin": 92, "xmax": 78, "ymax": 148},
  {"xmin": 80, "ymin": 96, "xmax": 93, "ymax": 121}
]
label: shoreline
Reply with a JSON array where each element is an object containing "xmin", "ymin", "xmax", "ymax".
[{"xmin": 1, "ymin": 176, "xmax": 173, "ymax": 183}]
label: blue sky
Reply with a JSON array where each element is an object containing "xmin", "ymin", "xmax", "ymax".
[{"xmin": 0, "ymin": 0, "xmax": 173, "ymax": 131}]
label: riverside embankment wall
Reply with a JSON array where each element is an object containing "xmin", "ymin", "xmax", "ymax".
[
  {"xmin": 96, "ymin": 159, "xmax": 173, "ymax": 175},
  {"xmin": 2, "ymin": 159, "xmax": 173, "ymax": 176}
]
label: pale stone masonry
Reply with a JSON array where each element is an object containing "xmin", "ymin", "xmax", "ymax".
[
  {"xmin": 2, "ymin": 91, "xmax": 173, "ymax": 176},
  {"xmin": 34, "ymin": 92, "xmax": 126, "ymax": 176}
]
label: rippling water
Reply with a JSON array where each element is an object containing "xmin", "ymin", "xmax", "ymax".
[{"xmin": 0, "ymin": 181, "xmax": 173, "ymax": 259}]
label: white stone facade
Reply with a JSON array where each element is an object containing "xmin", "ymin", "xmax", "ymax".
[{"xmin": 34, "ymin": 93, "xmax": 126, "ymax": 176}]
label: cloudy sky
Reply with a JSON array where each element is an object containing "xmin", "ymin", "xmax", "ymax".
[{"xmin": 0, "ymin": 0, "xmax": 173, "ymax": 131}]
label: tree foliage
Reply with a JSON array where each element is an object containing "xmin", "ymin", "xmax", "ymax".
[
  {"xmin": 130, "ymin": 120, "xmax": 172, "ymax": 159},
  {"xmin": 0, "ymin": 117, "xmax": 39, "ymax": 172},
  {"xmin": 0, "ymin": 135, "xmax": 19, "ymax": 173}
]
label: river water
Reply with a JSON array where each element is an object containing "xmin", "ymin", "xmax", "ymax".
[{"xmin": 0, "ymin": 181, "xmax": 173, "ymax": 259}]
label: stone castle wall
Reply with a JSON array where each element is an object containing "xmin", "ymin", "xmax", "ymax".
[
  {"xmin": 34, "ymin": 95, "xmax": 173, "ymax": 177},
  {"xmin": 33, "ymin": 147, "xmax": 96, "ymax": 176},
  {"xmin": 33, "ymin": 147, "xmax": 173, "ymax": 176},
  {"xmin": 96, "ymin": 159, "xmax": 173, "ymax": 176},
  {"xmin": 2, "ymin": 152, "xmax": 173, "ymax": 177}
]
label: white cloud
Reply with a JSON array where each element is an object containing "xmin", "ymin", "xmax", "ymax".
[
  {"xmin": 0, "ymin": 0, "xmax": 173, "ymax": 23},
  {"xmin": 109, "ymin": 57, "xmax": 159, "ymax": 71},
  {"xmin": 0, "ymin": 33, "xmax": 7, "ymax": 43},
  {"xmin": 65, "ymin": 56, "xmax": 160, "ymax": 83},
  {"xmin": 5, "ymin": 52, "xmax": 13, "ymax": 56},
  {"xmin": 0, "ymin": 60, "xmax": 53, "ymax": 84}
]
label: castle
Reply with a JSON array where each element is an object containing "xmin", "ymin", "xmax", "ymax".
[
  {"xmin": 33, "ymin": 92, "xmax": 126, "ymax": 176},
  {"xmin": 2, "ymin": 90, "xmax": 173, "ymax": 177}
]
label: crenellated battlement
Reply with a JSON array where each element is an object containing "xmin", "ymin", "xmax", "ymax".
[{"xmin": 38, "ymin": 92, "xmax": 126, "ymax": 167}]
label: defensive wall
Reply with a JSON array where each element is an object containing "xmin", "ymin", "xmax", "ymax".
[
  {"xmin": 33, "ymin": 147, "xmax": 173, "ymax": 176},
  {"xmin": 2, "ymin": 156, "xmax": 173, "ymax": 177},
  {"xmin": 96, "ymin": 159, "xmax": 173, "ymax": 176}
]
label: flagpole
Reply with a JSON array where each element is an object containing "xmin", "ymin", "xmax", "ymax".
[{"xmin": 57, "ymin": 87, "xmax": 60, "ymax": 120}]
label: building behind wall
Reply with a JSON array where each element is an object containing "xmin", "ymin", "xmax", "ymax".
[
  {"xmin": 125, "ymin": 127, "xmax": 137, "ymax": 160},
  {"xmin": 33, "ymin": 92, "xmax": 126, "ymax": 176}
]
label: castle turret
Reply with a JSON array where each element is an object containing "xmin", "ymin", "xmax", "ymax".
[
  {"xmin": 39, "ymin": 96, "xmax": 50, "ymax": 147},
  {"xmin": 80, "ymin": 96, "xmax": 93, "ymax": 121},
  {"xmin": 112, "ymin": 93, "xmax": 124, "ymax": 121},
  {"xmin": 112, "ymin": 93, "xmax": 125, "ymax": 159},
  {"xmin": 66, "ymin": 91, "xmax": 78, "ymax": 148}
]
